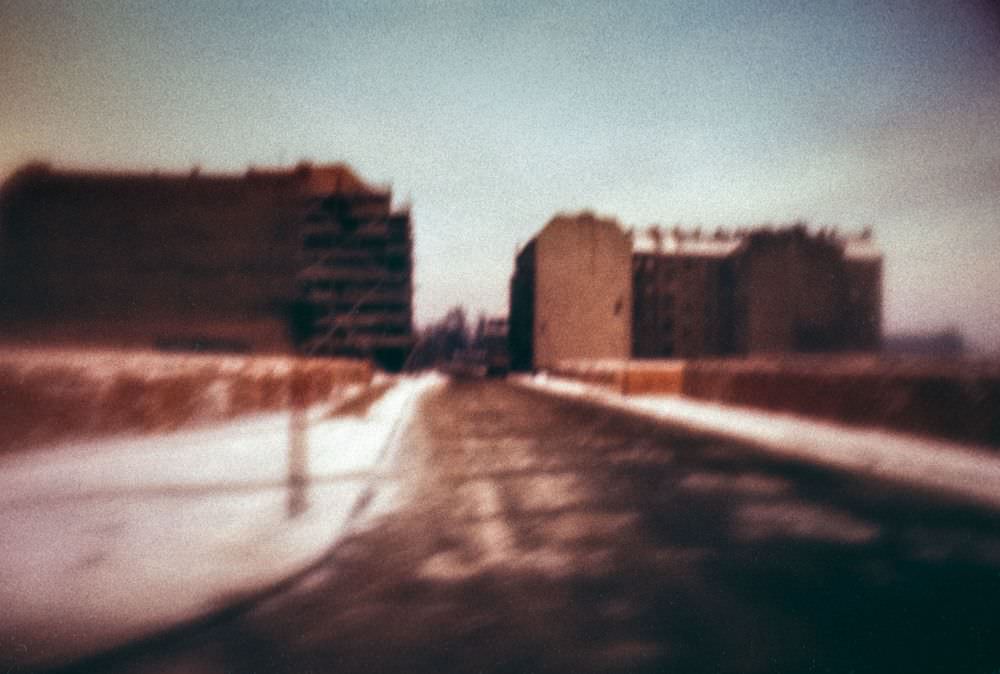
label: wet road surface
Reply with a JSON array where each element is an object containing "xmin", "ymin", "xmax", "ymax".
[{"xmin": 57, "ymin": 378, "xmax": 1000, "ymax": 673}]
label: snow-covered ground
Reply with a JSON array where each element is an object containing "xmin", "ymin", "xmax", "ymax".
[
  {"xmin": 516, "ymin": 374, "xmax": 1000, "ymax": 511},
  {"xmin": 0, "ymin": 373, "xmax": 440, "ymax": 670}
]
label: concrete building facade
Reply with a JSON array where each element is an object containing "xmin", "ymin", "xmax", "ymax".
[
  {"xmin": 631, "ymin": 228, "xmax": 741, "ymax": 359},
  {"xmin": 510, "ymin": 213, "xmax": 632, "ymax": 370},
  {"xmin": 0, "ymin": 162, "xmax": 414, "ymax": 368},
  {"xmin": 509, "ymin": 214, "xmax": 882, "ymax": 370},
  {"xmin": 533, "ymin": 213, "xmax": 633, "ymax": 368},
  {"xmin": 728, "ymin": 226, "xmax": 881, "ymax": 354}
]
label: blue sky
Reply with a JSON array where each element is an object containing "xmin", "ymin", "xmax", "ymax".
[{"xmin": 2, "ymin": 1, "xmax": 999, "ymax": 350}]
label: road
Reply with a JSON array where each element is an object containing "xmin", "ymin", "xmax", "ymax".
[{"xmin": 53, "ymin": 378, "xmax": 1000, "ymax": 674}]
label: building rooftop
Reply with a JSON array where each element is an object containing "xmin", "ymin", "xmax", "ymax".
[
  {"xmin": 2, "ymin": 161, "xmax": 386, "ymax": 198},
  {"xmin": 842, "ymin": 234, "xmax": 881, "ymax": 261},
  {"xmin": 632, "ymin": 227, "xmax": 744, "ymax": 258},
  {"xmin": 631, "ymin": 224, "xmax": 881, "ymax": 260}
]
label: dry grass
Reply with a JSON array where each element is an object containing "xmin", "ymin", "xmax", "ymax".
[{"xmin": 0, "ymin": 346, "xmax": 373, "ymax": 453}]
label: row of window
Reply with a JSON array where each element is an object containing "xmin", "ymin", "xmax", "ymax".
[
  {"xmin": 302, "ymin": 255, "xmax": 409, "ymax": 271},
  {"xmin": 633, "ymin": 256, "xmax": 700, "ymax": 273},
  {"xmin": 315, "ymin": 303, "xmax": 409, "ymax": 315},
  {"xmin": 318, "ymin": 324, "xmax": 410, "ymax": 337},
  {"xmin": 301, "ymin": 280, "xmax": 409, "ymax": 294},
  {"xmin": 302, "ymin": 233, "xmax": 410, "ymax": 248}
]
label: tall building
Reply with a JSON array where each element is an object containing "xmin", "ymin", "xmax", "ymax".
[
  {"xmin": 631, "ymin": 227, "xmax": 741, "ymax": 358},
  {"xmin": 729, "ymin": 226, "xmax": 881, "ymax": 354},
  {"xmin": 0, "ymin": 162, "xmax": 414, "ymax": 368},
  {"xmin": 510, "ymin": 213, "xmax": 632, "ymax": 369},
  {"xmin": 295, "ymin": 172, "xmax": 414, "ymax": 368},
  {"xmin": 509, "ymin": 213, "xmax": 881, "ymax": 370}
]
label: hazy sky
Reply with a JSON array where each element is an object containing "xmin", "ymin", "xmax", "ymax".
[{"xmin": 2, "ymin": 1, "xmax": 999, "ymax": 350}]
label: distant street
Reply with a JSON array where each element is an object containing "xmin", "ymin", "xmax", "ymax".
[{"xmin": 58, "ymin": 378, "xmax": 1000, "ymax": 674}]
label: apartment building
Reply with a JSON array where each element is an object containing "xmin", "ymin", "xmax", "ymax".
[
  {"xmin": 0, "ymin": 162, "xmax": 414, "ymax": 368},
  {"xmin": 509, "ymin": 214, "xmax": 881, "ymax": 370}
]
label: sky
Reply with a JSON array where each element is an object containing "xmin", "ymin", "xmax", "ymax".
[{"xmin": 1, "ymin": 0, "xmax": 999, "ymax": 351}]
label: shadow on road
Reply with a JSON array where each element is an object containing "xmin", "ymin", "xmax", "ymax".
[{"xmin": 56, "ymin": 378, "xmax": 1000, "ymax": 674}]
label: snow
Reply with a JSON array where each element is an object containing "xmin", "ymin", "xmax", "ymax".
[
  {"xmin": 0, "ymin": 373, "xmax": 441, "ymax": 670},
  {"xmin": 632, "ymin": 229, "xmax": 742, "ymax": 257},
  {"xmin": 516, "ymin": 374, "xmax": 1000, "ymax": 511}
]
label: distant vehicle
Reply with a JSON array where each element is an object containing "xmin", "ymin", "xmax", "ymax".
[
  {"xmin": 481, "ymin": 317, "xmax": 510, "ymax": 377},
  {"xmin": 443, "ymin": 318, "xmax": 510, "ymax": 378}
]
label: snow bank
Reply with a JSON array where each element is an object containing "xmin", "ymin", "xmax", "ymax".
[
  {"xmin": 549, "ymin": 357, "xmax": 1000, "ymax": 447},
  {"xmin": 516, "ymin": 374, "xmax": 1000, "ymax": 511},
  {"xmin": 0, "ymin": 373, "xmax": 441, "ymax": 671}
]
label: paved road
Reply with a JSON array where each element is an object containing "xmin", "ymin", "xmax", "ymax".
[{"xmin": 58, "ymin": 378, "xmax": 1000, "ymax": 674}]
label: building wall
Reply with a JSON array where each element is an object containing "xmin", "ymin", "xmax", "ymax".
[
  {"xmin": 296, "ymin": 189, "xmax": 414, "ymax": 367},
  {"xmin": 0, "ymin": 166, "xmax": 305, "ymax": 351},
  {"xmin": 631, "ymin": 254, "xmax": 677, "ymax": 358},
  {"xmin": 512, "ymin": 220, "xmax": 882, "ymax": 366},
  {"xmin": 532, "ymin": 213, "xmax": 632, "ymax": 369},
  {"xmin": 0, "ymin": 163, "xmax": 414, "ymax": 364},
  {"xmin": 508, "ymin": 240, "xmax": 536, "ymax": 371},
  {"xmin": 633, "ymin": 253, "xmax": 740, "ymax": 358},
  {"xmin": 733, "ymin": 228, "xmax": 869, "ymax": 354},
  {"xmin": 736, "ymin": 238, "xmax": 796, "ymax": 353}
]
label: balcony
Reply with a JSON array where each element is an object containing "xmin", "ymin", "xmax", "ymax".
[
  {"xmin": 301, "ymin": 288, "xmax": 411, "ymax": 305},
  {"xmin": 300, "ymin": 220, "xmax": 409, "ymax": 241},
  {"xmin": 296, "ymin": 267, "xmax": 410, "ymax": 284},
  {"xmin": 316, "ymin": 312, "xmax": 412, "ymax": 329},
  {"xmin": 298, "ymin": 249, "xmax": 411, "ymax": 268}
]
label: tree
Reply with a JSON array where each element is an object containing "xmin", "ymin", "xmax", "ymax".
[{"xmin": 407, "ymin": 306, "xmax": 471, "ymax": 370}]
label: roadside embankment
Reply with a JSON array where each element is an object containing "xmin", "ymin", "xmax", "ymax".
[
  {"xmin": 0, "ymin": 373, "xmax": 440, "ymax": 672},
  {"xmin": 551, "ymin": 357, "xmax": 1000, "ymax": 447},
  {"xmin": 0, "ymin": 347, "xmax": 373, "ymax": 452}
]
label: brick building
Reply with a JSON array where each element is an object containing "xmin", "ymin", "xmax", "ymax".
[
  {"xmin": 509, "ymin": 213, "xmax": 881, "ymax": 370},
  {"xmin": 0, "ymin": 162, "xmax": 414, "ymax": 369}
]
